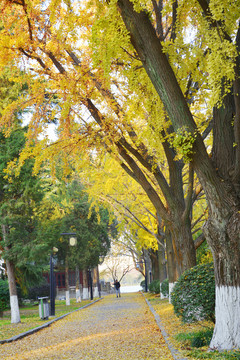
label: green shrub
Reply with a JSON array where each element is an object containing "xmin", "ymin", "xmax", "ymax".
[
  {"xmin": 0, "ymin": 279, "xmax": 10, "ymax": 314},
  {"xmin": 190, "ymin": 328, "xmax": 213, "ymax": 348},
  {"xmin": 140, "ymin": 279, "xmax": 146, "ymax": 291},
  {"xmin": 27, "ymin": 283, "xmax": 50, "ymax": 301},
  {"xmin": 160, "ymin": 278, "xmax": 169, "ymax": 297},
  {"xmin": 171, "ymin": 263, "xmax": 215, "ymax": 323},
  {"xmin": 149, "ymin": 279, "xmax": 160, "ymax": 294}
]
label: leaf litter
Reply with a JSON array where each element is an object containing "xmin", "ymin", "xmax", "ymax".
[{"xmin": 0, "ymin": 293, "xmax": 174, "ymax": 359}]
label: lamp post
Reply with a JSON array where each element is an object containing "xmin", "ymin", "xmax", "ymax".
[
  {"xmin": 50, "ymin": 253, "xmax": 54, "ymax": 316},
  {"xmin": 88, "ymin": 269, "xmax": 93, "ymax": 300},
  {"xmin": 60, "ymin": 232, "xmax": 77, "ymax": 306},
  {"xmin": 50, "ymin": 247, "xmax": 58, "ymax": 316}
]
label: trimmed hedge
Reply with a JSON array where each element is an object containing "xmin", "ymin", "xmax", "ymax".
[
  {"xmin": 160, "ymin": 278, "xmax": 169, "ymax": 297},
  {"xmin": 149, "ymin": 280, "xmax": 160, "ymax": 294},
  {"xmin": 140, "ymin": 279, "xmax": 146, "ymax": 291},
  {"xmin": 171, "ymin": 263, "xmax": 215, "ymax": 323},
  {"xmin": 0, "ymin": 279, "xmax": 10, "ymax": 314}
]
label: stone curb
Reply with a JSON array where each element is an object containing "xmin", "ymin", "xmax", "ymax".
[
  {"xmin": 142, "ymin": 293, "xmax": 188, "ymax": 360},
  {"xmin": 0, "ymin": 298, "xmax": 103, "ymax": 345}
]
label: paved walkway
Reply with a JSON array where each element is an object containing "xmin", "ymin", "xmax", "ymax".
[{"xmin": 0, "ymin": 293, "xmax": 174, "ymax": 359}]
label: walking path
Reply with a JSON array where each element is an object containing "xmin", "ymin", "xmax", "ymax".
[{"xmin": 0, "ymin": 293, "xmax": 174, "ymax": 360}]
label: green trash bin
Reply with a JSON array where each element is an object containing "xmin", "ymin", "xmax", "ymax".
[{"xmin": 38, "ymin": 297, "xmax": 49, "ymax": 320}]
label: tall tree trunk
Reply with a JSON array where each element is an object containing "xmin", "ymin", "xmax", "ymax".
[
  {"xmin": 157, "ymin": 246, "xmax": 168, "ymax": 299},
  {"xmin": 65, "ymin": 255, "xmax": 70, "ymax": 306},
  {"xmin": 150, "ymin": 250, "xmax": 159, "ymax": 281},
  {"xmin": 2, "ymin": 225, "xmax": 20, "ymax": 324},
  {"xmin": 204, "ymin": 203, "xmax": 240, "ymax": 350},
  {"xmin": 206, "ymin": 96, "xmax": 240, "ymax": 349},
  {"xmin": 5, "ymin": 257, "xmax": 21, "ymax": 324},
  {"xmin": 169, "ymin": 217, "xmax": 196, "ymax": 275},
  {"xmin": 156, "ymin": 226, "xmax": 167, "ymax": 285},
  {"xmin": 116, "ymin": 0, "xmax": 240, "ymax": 349},
  {"xmin": 165, "ymin": 229, "xmax": 178, "ymax": 302},
  {"xmin": 158, "ymin": 247, "xmax": 167, "ymax": 283},
  {"xmin": 82, "ymin": 269, "xmax": 89, "ymax": 300},
  {"xmin": 75, "ymin": 266, "xmax": 81, "ymax": 302},
  {"xmin": 92, "ymin": 267, "xmax": 99, "ymax": 298}
]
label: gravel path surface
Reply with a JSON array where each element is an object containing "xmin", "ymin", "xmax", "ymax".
[{"xmin": 0, "ymin": 293, "xmax": 174, "ymax": 359}]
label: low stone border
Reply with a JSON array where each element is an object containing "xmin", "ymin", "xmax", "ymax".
[
  {"xmin": 0, "ymin": 298, "xmax": 103, "ymax": 345},
  {"xmin": 142, "ymin": 293, "xmax": 188, "ymax": 360}
]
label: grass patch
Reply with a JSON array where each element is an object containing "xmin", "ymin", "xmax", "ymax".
[
  {"xmin": 145, "ymin": 293, "xmax": 240, "ymax": 360},
  {"xmin": 0, "ymin": 298, "xmax": 94, "ymax": 341},
  {"xmin": 175, "ymin": 328, "xmax": 213, "ymax": 348},
  {"xmin": 189, "ymin": 350, "xmax": 240, "ymax": 359}
]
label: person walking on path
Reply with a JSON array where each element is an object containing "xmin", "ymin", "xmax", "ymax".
[{"xmin": 113, "ymin": 279, "xmax": 121, "ymax": 298}]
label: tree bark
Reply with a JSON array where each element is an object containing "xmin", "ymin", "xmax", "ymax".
[
  {"xmin": 75, "ymin": 266, "xmax": 81, "ymax": 302},
  {"xmin": 150, "ymin": 250, "xmax": 159, "ymax": 281},
  {"xmin": 2, "ymin": 225, "xmax": 20, "ymax": 324},
  {"xmin": 65, "ymin": 255, "xmax": 70, "ymax": 306},
  {"xmin": 204, "ymin": 205, "xmax": 240, "ymax": 350},
  {"xmin": 169, "ymin": 216, "xmax": 197, "ymax": 275},
  {"xmin": 5, "ymin": 257, "xmax": 21, "ymax": 324},
  {"xmin": 92, "ymin": 267, "xmax": 99, "ymax": 298},
  {"xmin": 82, "ymin": 269, "xmax": 89, "ymax": 300},
  {"xmin": 165, "ymin": 229, "xmax": 178, "ymax": 302}
]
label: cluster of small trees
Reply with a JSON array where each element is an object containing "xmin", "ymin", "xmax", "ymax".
[{"xmin": 0, "ymin": 125, "xmax": 112, "ymax": 323}]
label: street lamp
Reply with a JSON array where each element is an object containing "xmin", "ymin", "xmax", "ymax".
[
  {"xmin": 60, "ymin": 232, "xmax": 77, "ymax": 246},
  {"xmin": 88, "ymin": 268, "xmax": 93, "ymax": 300},
  {"xmin": 50, "ymin": 247, "xmax": 58, "ymax": 316},
  {"xmin": 60, "ymin": 232, "xmax": 77, "ymax": 306}
]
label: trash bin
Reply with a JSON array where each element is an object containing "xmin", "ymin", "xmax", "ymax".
[{"xmin": 38, "ymin": 297, "xmax": 49, "ymax": 320}]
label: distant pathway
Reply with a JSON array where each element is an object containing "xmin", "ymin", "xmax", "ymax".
[{"xmin": 0, "ymin": 293, "xmax": 174, "ymax": 359}]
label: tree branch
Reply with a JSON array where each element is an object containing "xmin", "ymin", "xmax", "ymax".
[{"xmin": 194, "ymin": 233, "xmax": 205, "ymax": 249}]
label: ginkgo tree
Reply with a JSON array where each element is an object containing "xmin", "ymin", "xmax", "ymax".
[
  {"xmin": 111, "ymin": 0, "xmax": 240, "ymax": 351},
  {"xmin": 83, "ymin": 153, "xmax": 207, "ymax": 293},
  {"xmin": 0, "ymin": 0, "xmax": 206, "ymax": 287}
]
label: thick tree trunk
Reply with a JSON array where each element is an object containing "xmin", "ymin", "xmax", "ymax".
[
  {"xmin": 82, "ymin": 269, "xmax": 89, "ymax": 300},
  {"xmin": 2, "ymin": 225, "xmax": 20, "ymax": 324},
  {"xmin": 5, "ymin": 257, "xmax": 21, "ymax": 324},
  {"xmin": 150, "ymin": 250, "xmax": 159, "ymax": 281},
  {"xmin": 157, "ymin": 247, "xmax": 167, "ymax": 282},
  {"xmin": 165, "ymin": 230, "xmax": 178, "ymax": 302},
  {"xmin": 65, "ymin": 255, "xmax": 70, "ymax": 306},
  {"xmin": 169, "ymin": 217, "xmax": 196, "ymax": 275},
  {"xmin": 92, "ymin": 267, "xmax": 99, "ymax": 298},
  {"xmin": 204, "ymin": 207, "xmax": 240, "ymax": 350},
  {"xmin": 75, "ymin": 266, "xmax": 81, "ymax": 302},
  {"xmin": 207, "ymin": 97, "xmax": 240, "ymax": 349}
]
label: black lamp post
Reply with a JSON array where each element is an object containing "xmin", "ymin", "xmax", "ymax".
[
  {"xmin": 88, "ymin": 269, "xmax": 93, "ymax": 300},
  {"xmin": 50, "ymin": 253, "xmax": 54, "ymax": 316},
  {"xmin": 60, "ymin": 232, "xmax": 77, "ymax": 305},
  {"xmin": 50, "ymin": 233, "xmax": 77, "ymax": 316},
  {"xmin": 50, "ymin": 247, "xmax": 58, "ymax": 316}
]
